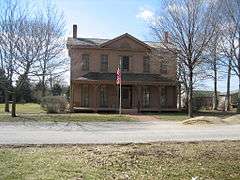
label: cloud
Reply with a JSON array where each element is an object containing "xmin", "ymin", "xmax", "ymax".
[
  {"xmin": 136, "ymin": 7, "xmax": 155, "ymax": 21},
  {"xmin": 167, "ymin": 3, "xmax": 185, "ymax": 13}
]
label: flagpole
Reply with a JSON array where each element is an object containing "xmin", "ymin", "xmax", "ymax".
[{"xmin": 119, "ymin": 58, "xmax": 122, "ymax": 115}]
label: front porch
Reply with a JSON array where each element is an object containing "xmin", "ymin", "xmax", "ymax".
[{"xmin": 70, "ymin": 80, "xmax": 177, "ymax": 113}]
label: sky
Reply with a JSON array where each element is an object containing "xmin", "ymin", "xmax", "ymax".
[
  {"xmin": 16, "ymin": 0, "xmax": 239, "ymax": 92},
  {"xmin": 53, "ymin": 0, "xmax": 160, "ymax": 40}
]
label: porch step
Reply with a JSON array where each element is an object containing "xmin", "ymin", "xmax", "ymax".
[{"xmin": 121, "ymin": 108, "xmax": 138, "ymax": 114}]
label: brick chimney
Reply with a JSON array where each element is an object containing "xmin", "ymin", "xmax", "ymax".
[
  {"xmin": 164, "ymin": 31, "xmax": 169, "ymax": 43},
  {"xmin": 73, "ymin": 24, "xmax": 77, "ymax": 38}
]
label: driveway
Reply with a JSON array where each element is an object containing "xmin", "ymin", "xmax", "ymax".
[{"xmin": 0, "ymin": 121, "xmax": 240, "ymax": 144}]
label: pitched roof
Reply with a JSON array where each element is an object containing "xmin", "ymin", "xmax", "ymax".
[
  {"xmin": 67, "ymin": 37, "xmax": 109, "ymax": 47},
  {"xmin": 67, "ymin": 33, "xmax": 164, "ymax": 48},
  {"xmin": 99, "ymin": 33, "xmax": 151, "ymax": 49},
  {"xmin": 76, "ymin": 72, "xmax": 175, "ymax": 83}
]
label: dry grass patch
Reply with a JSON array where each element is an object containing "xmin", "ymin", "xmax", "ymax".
[
  {"xmin": 224, "ymin": 115, "xmax": 240, "ymax": 125},
  {"xmin": 0, "ymin": 141, "xmax": 240, "ymax": 179},
  {"xmin": 182, "ymin": 116, "xmax": 225, "ymax": 125}
]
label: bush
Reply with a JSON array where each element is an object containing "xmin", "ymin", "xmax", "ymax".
[{"xmin": 41, "ymin": 96, "xmax": 68, "ymax": 113}]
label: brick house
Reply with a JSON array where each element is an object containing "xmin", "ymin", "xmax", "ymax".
[{"xmin": 67, "ymin": 25, "xmax": 177, "ymax": 113}]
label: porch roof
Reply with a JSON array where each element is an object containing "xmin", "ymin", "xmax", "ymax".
[{"xmin": 75, "ymin": 72, "xmax": 175, "ymax": 83}]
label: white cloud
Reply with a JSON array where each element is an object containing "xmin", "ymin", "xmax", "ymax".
[
  {"xmin": 136, "ymin": 7, "xmax": 155, "ymax": 21},
  {"xmin": 167, "ymin": 3, "xmax": 185, "ymax": 14}
]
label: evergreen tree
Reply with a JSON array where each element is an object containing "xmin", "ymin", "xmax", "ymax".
[
  {"xmin": 65, "ymin": 86, "xmax": 70, "ymax": 101},
  {"xmin": 52, "ymin": 83, "xmax": 62, "ymax": 96},
  {"xmin": 16, "ymin": 75, "xmax": 33, "ymax": 103}
]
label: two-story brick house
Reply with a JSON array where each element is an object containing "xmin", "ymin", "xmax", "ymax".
[{"xmin": 67, "ymin": 25, "xmax": 177, "ymax": 113}]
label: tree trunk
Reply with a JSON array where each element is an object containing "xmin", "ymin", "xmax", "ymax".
[
  {"xmin": 226, "ymin": 60, "xmax": 231, "ymax": 111},
  {"xmin": 4, "ymin": 90, "xmax": 9, "ymax": 112},
  {"xmin": 213, "ymin": 64, "xmax": 218, "ymax": 110},
  {"xmin": 188, "ymin": 69, "xmax": 193, "ymax": 117},
  {"xmin": 11, "ymin": 93, "xmax": 16, "ymax": 117},
  {"xmin": 41, "ymin": 77, "xmax": 46, "ymax": 97},
  {"xmin": 237, "ymin": 77, "xmax": 240, "ymax": 113},
  {"xmin": 184, "ymin": 87, "xmax": 189, "ymax": 113},
  {"xmin": 237, "ymin": 32, "xmax": 240, "ymax": 113}
]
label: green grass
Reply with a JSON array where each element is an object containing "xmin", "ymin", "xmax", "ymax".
[
  {"xmin": 0, "ymin": 103, "xmax": 237, "ymax": 122},
  {"xmin": 157, "ymin": 112, "xmax": 188, "ymax": 121},
  {"xmin": 0, "ymin": 113, "xmax": 132, "ymax": 122},
  {"xmin": 0, "ymin": 103, "xmax": 133, "ymax": 122},
  {"xmin": 154, "ymin": 110, "xmax": 237, "ymax": 121},
  {"xmin": 0, "ymin": 103, "xmax": 45, "ymax": 114},
  {"xmin": 196, "ymin": 110, "xmax": 237, "ymax": 118},
  {"xmin": 0, "ymin": 141, "xmax": 239, "ymax": 179}
]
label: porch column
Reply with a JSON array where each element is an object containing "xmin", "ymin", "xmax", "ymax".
[
  {"xmin": 92, "ymin": 84, "xmax": 98, "ymax": 112},
  {"xmin": 137, "ymin": 85, "xmax": 142, "ymax": 112},
  {"xmin": 115, "ymin": 84, "xmax": 119, "ymax": 111},
  {"xmin": 70, "ymin": 80, "xmax": 74, "ymax": 112},
  {"xmin": 158, "ymin": 85, "xmax": 162, "ymax": 112},
  {"xmin": 173, "ymin": 85, "xmax": 178, "ymax": 109}
]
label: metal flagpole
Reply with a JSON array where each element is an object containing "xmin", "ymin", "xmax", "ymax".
[{"xmin": 119, "ymin": 58, "xmax": 122, "ymax": 115}]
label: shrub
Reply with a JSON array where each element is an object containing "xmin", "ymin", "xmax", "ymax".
[{"xmin": 41, "ymin": 96, "xmax": 68, "ymax": 113}]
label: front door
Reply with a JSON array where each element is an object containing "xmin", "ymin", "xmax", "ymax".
[{"xmin": 121, "ymin": 86, "xmax": 132, "ymax": 109}]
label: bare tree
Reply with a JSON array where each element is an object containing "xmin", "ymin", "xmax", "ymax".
[
  {"xmin": 33, "ymin": 6, "xmax": 67, "ymax": 97},
  {"xmin": 0, "ymin": 0, "xmax": 27, "ymax": 115},
  {"xmin": 0, "ymin": 0, "xmax": 66, "ymax": 117},
  {"xmin": 204, "ymin": 30, "xmax": 222, "ymax": 110},
  {"xmin": 151, "ymin": 0, "xmax": 219, "ymax": 117},
  {"xmin": 221, "ymin": 0, "xmax": 240, "ymax": 112}
]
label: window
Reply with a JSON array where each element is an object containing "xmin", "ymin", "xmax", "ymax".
[
  {"xmin": 160, "ymin": 62, "xmax": 167, "ymax": 74},
  {"xmin": 81, "ymin": 85, "xmax": 89, "ymax": 107},
  {"xmin": 100, "ymin": 86, "xmax": 108, "ymax": 107},
  {"xmin": 121, "ymin": 56, "xmax": 129, "ymax": 72},
  {"xmin": 82, "ymin": 54, "xmax": 89, "ymax": 71},
  {"xmin": 143, "ymin": 87, "xmax": 150, "ymax": 108},
  {"xmin": 100, "ymin": 55, "xmax": 108, "ymax": 72},
  {"xmin": 143, "ymin": 56, "xmax": 150, "ymax": 73}
]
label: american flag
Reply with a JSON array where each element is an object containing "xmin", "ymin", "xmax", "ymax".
[{"xmin": 116, "ymin": 67, "xmax": 121, "ymax": 85}]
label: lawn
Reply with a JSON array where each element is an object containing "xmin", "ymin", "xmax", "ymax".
[
  {"xmin": 0, "ymin": 141, "xmax": 239, "ymax": 179},
  {"xmin": 0, "ymin": 103, "xmax": 133, "ymax": 122},
  {"xmin": 156, "ymin": 110, "xmax": 237, "ymax": 121},
  {"xmin": 157, "ymin": 112, "xmax": 188, "ymax": 121},
  {"xmin": 0, "ymin": 113, "xmax": 132, "ymax": 122},
  {"xmin": 0, "ymin": 103, "xmax": 45, "ymax": 114},
  {"xmin": 0, "ymin": 103, "xmax": 237, "ymax": 122}
]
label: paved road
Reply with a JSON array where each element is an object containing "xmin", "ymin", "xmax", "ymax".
[{"xmin": 0, "ymin": 121, "xmax": 240, "ymax": 144}]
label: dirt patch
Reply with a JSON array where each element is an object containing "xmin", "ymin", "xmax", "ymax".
[
  {"xmin": 128, "ymin": 115, "xmax": 159, "ymax": 121},
  {"xmin": 224, "ymin": 115, "xmax": 240, "ymax": 125},
  {"xmin": 182, "ymin": 116, "xmax": 225, "ymax": 125}
]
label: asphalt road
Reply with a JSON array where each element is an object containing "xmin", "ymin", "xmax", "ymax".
[{"xmin": 0, "ymin": 121, "xmax": 240, "ymax": 144}]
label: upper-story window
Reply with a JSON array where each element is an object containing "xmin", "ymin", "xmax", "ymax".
[
  {"xmin": 82, "ymin": 54, "xmax": 89, "ymax": 71},
  {"xmin": 160, "ymin": 62, "xmax": 168, "ymax": 74},
  {"xmin": 121, "ymin": 56, "xmax": 129, "ymax": 72},
  {"xmin": 143, "ymin": 56, "xmax": 150, "ymax": 73},
  {"xmin": 100, "ymin": 55, "xmax": 108, "ymax": 72}
]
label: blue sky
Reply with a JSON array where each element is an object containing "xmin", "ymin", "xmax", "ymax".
[
  {"xmin": 16, "ymin": 0, "xmax": 240, "ymax": 91},
  {"xmin": 52, "ymin": 0, "xmax": 160, "ymax": 40}
]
